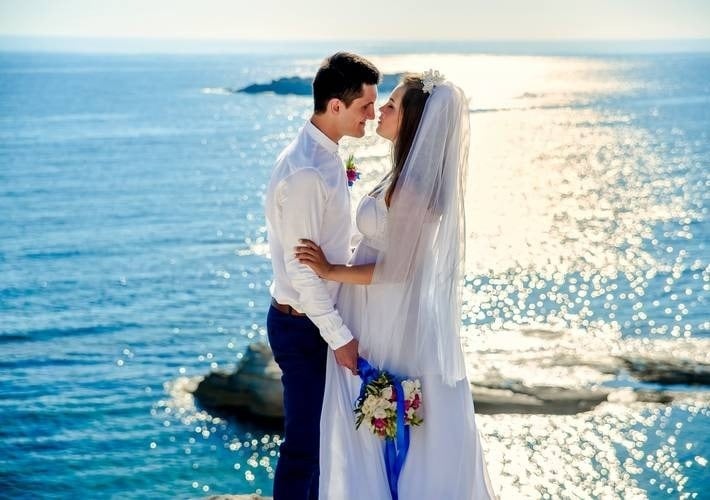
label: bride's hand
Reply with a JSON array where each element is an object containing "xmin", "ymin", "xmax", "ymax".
[{"xmin": 295, "ymin": 239, "xmax": 333, "ymax": 279}]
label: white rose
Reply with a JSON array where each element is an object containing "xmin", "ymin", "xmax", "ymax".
[
  {"xmin": 373, "ymin": 407, "xmax": 388, "ymax": 419},
  {"xmin": 401, "ymin": 380, "xmax": 415, "ymax": 399},
  {"xmin": 361, "ymin": 395, "xmax": 378, "ymax": 416}
]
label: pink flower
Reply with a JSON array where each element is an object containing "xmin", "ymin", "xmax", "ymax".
[
  {"xmin": 345, "ymin": 154, "xmax": 360, "ymax": 187},
  {"xmin": 411, "ymin": 394, "xmax": 421, "ymax": 410}
]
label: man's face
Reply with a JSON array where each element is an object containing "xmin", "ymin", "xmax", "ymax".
[{"xmin": 338, "ymin": 84, "xmax": 377, "ymax": 138}]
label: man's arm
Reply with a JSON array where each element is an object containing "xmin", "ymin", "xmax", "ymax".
[{"xmin": 278, "ymin": 168, "xmax": 358, "ymax": 374}]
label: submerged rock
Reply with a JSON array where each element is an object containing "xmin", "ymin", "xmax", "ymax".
[
  {"xmin": 472, "ymin": 382, "xmax": 610, "ymax": 415},
  {"xmin": 619, "ymin": 355, "xmax": 710, "ymax": 385}
]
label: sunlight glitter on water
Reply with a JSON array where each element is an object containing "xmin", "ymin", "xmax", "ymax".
[
  {"xmin": 235, "ymin": 53, "xmax": 710, "ymax": 497},
  {"xmin": 478, "ymin": 402, "xmax": 709, "ymax": 499},
  {"xmin": 335, "ymin": 55, "xmax": 707, "ymax": 343},
  {"xmin": 368, "ymin": 54, "xmax": 640, "ymax": 112}
]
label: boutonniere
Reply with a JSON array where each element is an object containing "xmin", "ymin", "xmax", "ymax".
[{"xmin": 345, "ymin": 154, "xmax": 360, "ymax": 187}]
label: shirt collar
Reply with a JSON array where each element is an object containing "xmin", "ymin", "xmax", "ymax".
[{"xmin": 304, "ymin": 120, "xmax": 339, "ymax": 155}]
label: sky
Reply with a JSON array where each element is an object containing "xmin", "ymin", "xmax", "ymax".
[{"xmin": 1, "ymin": 0, "xmax": 710, "ymax": 42}]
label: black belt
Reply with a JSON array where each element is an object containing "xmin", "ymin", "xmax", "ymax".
[{"xmin": 271, "ymin": 298, "xmax": 307, "ymax": 316}]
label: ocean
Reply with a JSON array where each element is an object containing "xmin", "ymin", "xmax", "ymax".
[{"xmin": 1, "ymin": 42, "xmax": 708, "ymax": 498}]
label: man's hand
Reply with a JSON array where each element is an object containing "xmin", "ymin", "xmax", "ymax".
[{"xmin": 334, "ymin": 338, "xmax": 359, "ymax": 376}]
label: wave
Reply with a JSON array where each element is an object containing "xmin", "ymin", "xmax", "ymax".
[
  {"xmin": 23, "ymin": 249, "xmax": 85, "ymax": 260},
  {"xmin": 201, "ymin": 87, "xmax": 236, "ymax": 95},
  {"xmin": 0, "ymin": 322, "xmax": 142, "ymax": 343}
]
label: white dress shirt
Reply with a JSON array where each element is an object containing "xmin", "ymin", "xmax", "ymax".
[{"xmin": 265, "ymin": 120, "xmax": 354, "ymax": 350}]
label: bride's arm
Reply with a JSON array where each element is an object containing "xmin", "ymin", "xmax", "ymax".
[{"xmin": 295, "ymin": 239, "xmax": 374, "ymax": 285}]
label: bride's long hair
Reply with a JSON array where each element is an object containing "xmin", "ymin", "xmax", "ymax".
[{"xmin": 383, "ymin": 74, "xmax": 430, "ymax": 206}]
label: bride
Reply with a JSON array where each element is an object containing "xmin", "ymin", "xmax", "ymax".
[{"xmin": 295, "ymin": 72, "xmax": 495, "ymax": 499}]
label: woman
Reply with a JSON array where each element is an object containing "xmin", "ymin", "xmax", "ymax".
[{"xmin": 296, "ymin": 73, "xmax": 495, "ymax": 499}]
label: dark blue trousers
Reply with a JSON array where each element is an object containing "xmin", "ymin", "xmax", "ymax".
[{"xmin": 267, "ymin": 305, "xmax": 328, "ymax": 500}]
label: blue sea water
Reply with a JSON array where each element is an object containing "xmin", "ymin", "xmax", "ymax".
[{"xmin": 0, "ymin": 44, "xmax": 708, "ymax": 498}]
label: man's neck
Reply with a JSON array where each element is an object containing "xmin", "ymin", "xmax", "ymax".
[{"xmin": 310, "ymin": 114, "xmax": 341, "ymax": 144}]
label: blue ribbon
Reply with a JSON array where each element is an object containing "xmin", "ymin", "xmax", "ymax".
[{"xmin": 357, "ymin": 357, "xmax": 411, "ymax": 500}]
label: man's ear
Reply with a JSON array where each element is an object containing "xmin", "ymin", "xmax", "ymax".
[{"xmin": 327, "ymin": 98, "xmax": 341, "ymax": 115}]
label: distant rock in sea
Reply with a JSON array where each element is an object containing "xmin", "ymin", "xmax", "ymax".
[{"xmin": 238, "ymin": 73, "xmax": 402, "ymax": 95}]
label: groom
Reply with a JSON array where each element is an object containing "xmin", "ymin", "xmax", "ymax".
[{"xmin": 264, "ymin": 52, "xmax": 380, "ymax": 499}]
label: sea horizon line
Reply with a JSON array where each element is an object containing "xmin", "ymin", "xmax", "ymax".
[{"xmin": 1, "ymin": 35, "xmax": 710, "ymax": 56}]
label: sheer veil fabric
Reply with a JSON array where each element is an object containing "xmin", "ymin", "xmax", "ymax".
[
  {"xmin": 368, "ymin": 81, "xmax": 470, "ymax": 385},
  {"xmin": 318, "ymin": 80, "xmax": 496, "ymax": 499}
]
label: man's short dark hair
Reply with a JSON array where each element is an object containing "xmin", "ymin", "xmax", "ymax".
[{"xmin": 313, "ymin": 52, "xmax": 380, "ymax": 114}]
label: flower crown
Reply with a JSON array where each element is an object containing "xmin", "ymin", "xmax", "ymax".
[{"xmin": 421, "ymin": 69, "xmax": 445, "ymax": 94}]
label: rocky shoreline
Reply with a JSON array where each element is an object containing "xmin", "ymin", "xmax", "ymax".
[
  {"xmin": 193, "ymin": 334, "xmax": 708, "ymax": 499},
  {"xmin": 192, "ymin": 338, "xmax": 710, "ymax": 419}
]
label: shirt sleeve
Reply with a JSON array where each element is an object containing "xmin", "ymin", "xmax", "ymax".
[{"xmin": 277, "ymin": 168, "xmax": 354, "ymax": 350}]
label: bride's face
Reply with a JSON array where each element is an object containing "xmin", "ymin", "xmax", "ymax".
[{"xmin": 376, "ymin": 85, "xmax": 405, "ymax": 142}]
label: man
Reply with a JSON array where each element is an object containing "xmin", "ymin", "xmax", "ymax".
[{"xmin": 264, "ymin": 52, "xmax": 380, "ymax": 499}]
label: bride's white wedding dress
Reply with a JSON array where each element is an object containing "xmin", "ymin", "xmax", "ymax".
[{"xmin": 319, "ymin": 191, "xmax": 495, "ymax": 499}]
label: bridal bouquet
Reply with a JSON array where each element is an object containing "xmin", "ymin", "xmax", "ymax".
[
  {"xmin": 354, "ymin": 367, "xmax": 423, "ymax": 439},
  {"xmin": 354, "ymin": 358, "xmax": 422, "ymax": 499}
]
